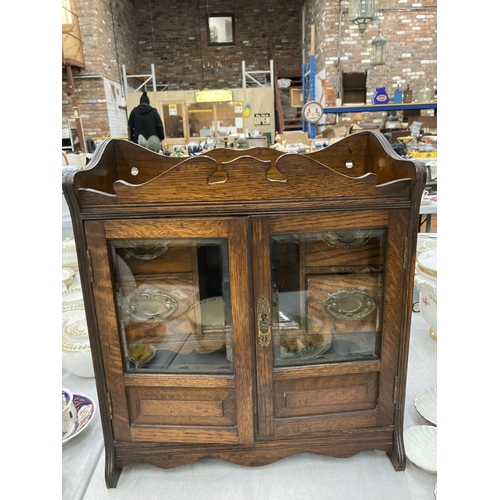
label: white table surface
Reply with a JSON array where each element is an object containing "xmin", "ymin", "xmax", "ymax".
[
  {"xmin": 419, "ymin": 201, "xmax": 437, "ymax": 215},
  {"xmin": 62, "ymin": 312, "xmax": 437, "ymax": 500}
]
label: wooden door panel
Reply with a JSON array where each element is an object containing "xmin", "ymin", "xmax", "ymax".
[
  {"xmin": 126, "ymin": 386, "xmax": 236, "ymax": 426},
  {"xmin": 274, "ymin": 372, "xmax": 379, "ymax": 418}
]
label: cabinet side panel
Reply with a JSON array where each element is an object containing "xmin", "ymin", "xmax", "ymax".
[{"xmin": 376, "ymin": 210, "xmax": 409, "ymax": 426}]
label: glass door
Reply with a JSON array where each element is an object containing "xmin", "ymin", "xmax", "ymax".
[
  {"xmin": 111, "ymin": 237, "xmax": 233, "ymax": 374},
  {"xmin": 253, "ymin": 210, "xmax": 408, "ymax": 439},
  {"xmin": 85, "ymin": 217, "xmax": 254, "ymax": 445}
]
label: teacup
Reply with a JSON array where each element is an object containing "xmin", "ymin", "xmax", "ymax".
[{"xmin": 62, "ymin": 388, "xmax": 77, "ymax": 439}]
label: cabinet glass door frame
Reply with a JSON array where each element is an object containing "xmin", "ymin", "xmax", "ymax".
[
  {"xmin": 85, "ymin": 217, "xmax": 254, "ymax": 445},
  {"xmin": 252, "ymin": 209, "xmax": 409, "ymax": 440}
]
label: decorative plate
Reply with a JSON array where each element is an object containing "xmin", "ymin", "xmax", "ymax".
[
  {"xmin": 414, "ymin": 387, "xmax": 437, "ymax": 425},
  {"xmin": 323, "ymin": 288, "xmax": 377, "ymax": 320},
  {"xmin": 321, "ymin": 230, "xmax": 372, "ymax": 249},
  {"xmin": 124, "ymin": 240, "xmax": 170, "ymax": 260},
  {"xmin": 128, "ymin": 291, "xmax": 178, "ymax": 322},
  {"xmin": 188, "ymin": 297, "xmax": 226, "ymax": 327},
  {"xmin": 128, "ymin": 343, "xmax": 156, "ymax": 367},
  {"xmin": 404, "ymin": 425, "xmax": 437, "ymax": 474},
  {"xmin": 62, "ymin": 393, "xmax": 95, "ymax": 445}
]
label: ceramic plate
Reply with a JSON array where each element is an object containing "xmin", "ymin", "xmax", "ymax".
[
  {"xmin": 188, "ymin": 297, "xmax": 225, "ymax": 327},
  {"xmin": 62, "ymin": 393, "xmax": 95, "ymax": 445},
  {"xmin": 414, "ymin": 387, "xmax": 437, "ymax": 425},
  {"xmin": 404, "ymin": 425, "xmax": 437, "ymax": 474}
]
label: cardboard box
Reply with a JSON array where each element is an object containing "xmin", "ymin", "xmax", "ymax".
[
  {"xmin": 342, "ymin": 71, "xmax": 367, "ymax": 105},
  {"xmin": 408, "ymin": 116, "xmax": 437, "ymax": 130},
  {"xmin": 246, "ymin": 136, "xmax": 268, "ymax": 148},
  {"xmin": 282, "ymin": 131, "xmax": 309, "ymax": 144}
]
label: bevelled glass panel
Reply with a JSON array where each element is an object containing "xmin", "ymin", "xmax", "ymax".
[
  {"xmin": 110, "ymin": 238, "xmax": 233, "ymax": 374},
  {"xmin": 271, "ymin": 228, "xmax": 386, "ymax": 367}
]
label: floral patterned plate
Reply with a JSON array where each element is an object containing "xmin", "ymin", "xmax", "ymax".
[{"xmin": 62, "ymin": 393, "xmax": 95, "ymax": 445}]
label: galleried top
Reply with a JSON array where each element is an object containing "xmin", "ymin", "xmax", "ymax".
[{"xmin": 63, "ymin": 131, "xmax": 426, "ymax": 217}]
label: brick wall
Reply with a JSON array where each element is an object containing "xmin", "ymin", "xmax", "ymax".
[
  {"xmin": 63, "ymin": 0, "xmax": 437, "ymax": 142},
  {"xmin": 304, "ymin": 0, "xmax": 437, "ymax": 127},
  {"xmin": 132, "ymin": 0, "xmax": 304, "ymax": 90},
  {"xmin": 62, "ymin": 0, "xmax": 137, "ymax": 141}
]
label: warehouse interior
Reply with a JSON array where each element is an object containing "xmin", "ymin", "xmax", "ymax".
[{"xmin": 4, "ymin": 2, "xmax": 499, "ymax": 499}]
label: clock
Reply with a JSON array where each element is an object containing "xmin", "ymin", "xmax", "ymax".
[{"xmin": 302, "ymin": 101, "xmax": 324, "ymax": 124}]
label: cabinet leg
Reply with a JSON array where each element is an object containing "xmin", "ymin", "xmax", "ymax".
[
  {"xmin": 388, "ymin": 431, "xmax": 406, "ymax": 471},
  {"xmin": 105, "ymin": 448, "xmax": 122, "ymax": 488}
]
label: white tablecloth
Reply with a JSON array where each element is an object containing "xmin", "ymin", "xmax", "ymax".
[{"xmin": 62, "ymin": 312, "xmax": 437, "ymax": 500}]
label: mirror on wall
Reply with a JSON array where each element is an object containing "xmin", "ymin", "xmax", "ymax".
[{"xmin": 207, "ymin": 14, "xmax": 235, "ymax": 46}]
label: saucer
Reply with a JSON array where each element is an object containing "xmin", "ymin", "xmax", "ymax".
[
  {"xmin": 62, "ymin": 393, "xmax": 95, "ymax": 445},
  {"xmin": 404, "ymin": 425, "xmax": 437, "ymax": 474},
  {"xmin": 414, "ymin": 387, "xmax": 437, "ymax": 425}
]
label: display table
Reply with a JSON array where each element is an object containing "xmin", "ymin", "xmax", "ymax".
[
  {"xmin": 420, "ymin": 201, "xmax": 437, "ymax": 232},
  {"xmin": 62, "ymin": 311, "xmax": 437, "ymax": 500}
]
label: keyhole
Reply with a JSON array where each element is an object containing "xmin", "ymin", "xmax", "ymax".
[{"xmin": 260, "ymin": 313, "xmax": 271, "ymax": 333}]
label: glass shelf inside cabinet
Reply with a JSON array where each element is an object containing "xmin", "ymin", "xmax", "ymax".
[
  {"xmin": 271, "ymin": 228, "xmax": 386, "ymax": 367},
  {"xmin": 110, "ymin": 237, "xmax": 233, "ymax": 374}
]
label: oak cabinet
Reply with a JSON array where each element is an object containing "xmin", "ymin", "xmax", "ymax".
[{"xmin": 63, "ymin": 131, "xmax": 426, "ymax": 488}]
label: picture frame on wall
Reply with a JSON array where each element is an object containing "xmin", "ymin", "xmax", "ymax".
[{"xmin": 207, "ymin": 14, "xmax": 235, "ymax": 46}]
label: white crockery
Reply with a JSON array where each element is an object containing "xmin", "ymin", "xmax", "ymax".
[
  {"xmin": 62, "ymin": 388, "xmax": 77, "ymax": 439},
  {"xmin": 62, "ymin": 237, "xmax": 79, "ymax": 271},
  {"xmin": 62, "ymin": 304, "xmax": 94, "ymax": 378},
  {"xmin": 62, "ymin": 393, "xmax": 96, "ymax": 445},
  {"xmin": 415, "ymin": 247, "xmax": 437, "ymax": 340},
  {"xmin": 404, "ymin": 425, "xmax": 437, "ymax": 474},
  {"xmin": 62, "ymin": 267, "xmax": 75, "ymax": 289},
  {"xmin": 416, "ymin": 234, "xmax": 437, "ymax": 258},
  {"xmin": 62, "ymin": 285, "xmax": 84, "ymax": 306},
  {"xmin": 414, "ymin": 387, "xmax": 437, "ymax": 425},
  {"xmin": 416, "ymin": 248, "xmax": 437, "ymax": 284}
]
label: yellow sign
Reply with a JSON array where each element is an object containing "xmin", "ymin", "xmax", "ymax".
[{"xmin": 195, "ymin": 90, "xmax": 233, "ymax": 103}]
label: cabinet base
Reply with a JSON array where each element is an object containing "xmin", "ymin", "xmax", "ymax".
[{"xmin": 105, "ymin": 427, "xmax": 405, "ymax": 487}]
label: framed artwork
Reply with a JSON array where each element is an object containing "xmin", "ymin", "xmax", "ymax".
[{"xmin": 207, "ymin": 14, "xmax": 235, "ymax": 46}]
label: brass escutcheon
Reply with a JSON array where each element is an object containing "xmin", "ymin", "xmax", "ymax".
[{"xmin": 257, "ymin": 296, "xmax": 271, "ymax": 347}]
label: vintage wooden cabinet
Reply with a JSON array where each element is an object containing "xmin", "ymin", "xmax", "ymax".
[{"xmin": 63, "ymin": 131, "xmax": 426, "ymax": 488}]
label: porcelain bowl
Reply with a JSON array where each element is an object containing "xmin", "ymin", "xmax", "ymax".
[
  {"xmin": 415, "ymin": 247, "xmax": 437, "ymax": 340},
  {"xmin": 416, "ymin": 234, "xmax": 437, "ymax": 258},
  {"xmin": 416, "ymin": 248, "xmax": 437, "ymax": 285}
]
